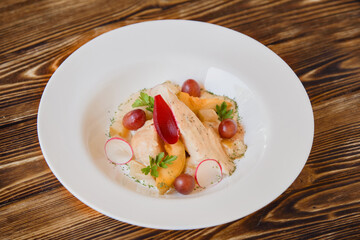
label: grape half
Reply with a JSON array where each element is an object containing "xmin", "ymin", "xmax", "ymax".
[
  {"xmin": 122, "ymin": 109, "xmax": 146, "ymax": 130},
  {"xmin": 174, "ymin": 174, "xmax": 195, "ymax": 195},
  {"xmin": 218, "ymin": 119, "xmax": 237, "ymax": 139},
  {"xmin": 181, "ymin": 79, "xmax": 201, "ymax": 97}
]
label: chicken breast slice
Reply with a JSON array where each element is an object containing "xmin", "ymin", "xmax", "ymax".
[
  {"xmin": 151, "ymin": 84, "xmax": 235, "ymax": 175},
  {"xmin": 131, "ymin": 120, "xmax": 163, "ymax": 166}
]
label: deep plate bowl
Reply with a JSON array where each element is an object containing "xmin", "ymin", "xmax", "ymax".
[{"xmin": 38, "ymin": 20, "xmax": 314, "ymax": 230}]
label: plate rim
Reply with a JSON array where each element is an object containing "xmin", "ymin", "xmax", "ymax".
[{"xmin": 37, "ymin": 19, "xmax": 314, "ymax": 230}]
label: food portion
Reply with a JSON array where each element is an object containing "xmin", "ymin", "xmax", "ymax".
[
  {"xmin": 105, "ymin": 79, "xmax": 246, "ymax": 195},
  {"xmin": 174, "ymin": 173, "xmax": 195, "ymax": 195},
  {"xmin": 181, "ymin": 79, "xmax": 201, "ymax": 97},
  {"xmin": 153, "ymin": 94, "xmax": 180, "ymax": 144},
  {"xmin": 156, "ymin": 140, "xmax": 186, "ymax": 194},
  {"xmin": 131, "ymin": 120, "xmax": 162, "ymax": 166},
  {"xmin": 122, "ymin": 109, "xmax": 146, "ymax": 130}
]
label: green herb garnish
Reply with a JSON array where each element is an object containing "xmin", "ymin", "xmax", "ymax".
[
  {"xmin": 215, "ymin": 101, "xmax": 233, "ymax": 121},
  {"xmin": 132, "ymin": 92, "xmax": 154, "ymax": 112},
  {"xmin": 110, "ymin": 117, "xmax": 115, "ymax": 125},
  {"xmin": 141, "ymin": 152, "xmax": 177, "ymax": 177}
]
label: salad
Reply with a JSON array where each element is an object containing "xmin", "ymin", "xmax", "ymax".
[{"xmin": 105, "ymin": 79, "xmax": 246, "ymax": 195}]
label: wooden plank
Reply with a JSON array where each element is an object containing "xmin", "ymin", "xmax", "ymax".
[{"xmin": 0, "ymin": 0, "xmax": 359, "ymax": 239}]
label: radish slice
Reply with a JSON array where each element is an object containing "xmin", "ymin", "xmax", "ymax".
[
  {"xmin": 153, "ymin": 94, "xmax": 180, "ymax": 144},
  {"xmin": 195, "ymin": 159, "xmax": 223, "ymax": 188},
  {"xmin": 104, "ymin": 137, "xmax": 133, "ymax": 165}
]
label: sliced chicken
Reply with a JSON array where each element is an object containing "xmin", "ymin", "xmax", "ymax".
[
  {"xmin": 161, "ymin": 80, "xmax": 181, "ymax": 95},
  {"xmin": 151, "ymin": 84, "xmax": 235, "ymax": 175},
  {"xmin": 198, "ymin": 109, "xmax": 219, "ymax": 122},
  {"xmin": 131, "ymin": 120, "xmax": 163, "ymax": 166},
  {"xmin": 197, "ymin": 107, "xmax": 246, "ymax": 162}
]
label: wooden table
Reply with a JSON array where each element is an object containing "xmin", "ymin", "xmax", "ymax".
[{"xmin": 1, "ymin": 0, "xmax": 359, "ymax": 239}]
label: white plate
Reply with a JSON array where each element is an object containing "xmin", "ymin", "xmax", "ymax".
[{"xmin": 37, "ymin": 20, "xmax": 314, "ymax": 230}]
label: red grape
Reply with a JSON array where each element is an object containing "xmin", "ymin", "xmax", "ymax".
[
  {"xmin": 218, "ymin": 119, "xmax": 237, "ymax": 139},
  {"xmin": 174, "ymin": 174, "xmax": 195, "ymax": 195},
  {"xmin": 181, "ymin": 79, "xmax": 201, "ymax": 97},
  {"xmin": 122, "ymin": 109, "xmax": 146, "ymax": 130}
]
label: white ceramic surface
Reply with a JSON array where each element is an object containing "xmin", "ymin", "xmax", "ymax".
[{"xmin": 37, "ymin": 20, "xmax": 314, "ymax": 230}]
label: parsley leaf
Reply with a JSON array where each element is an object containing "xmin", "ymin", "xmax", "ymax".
[
  {"xmin": 215, "ymin": 101, "xmax": 234, "ymax": 121},
  {"xmin": 141, "ymin": 152, "xmax": 177, "ymax": 177},
  {"xmin": 159, "ymin": 155, "xmax": 177, "ymax": 168},
  {"xmin": 132, "ymin": 92, "xmax": 154, "ymax": 112},
  {"xmin": 141, "ymin": 166, "xmax": 151, "ymax": 175},
  {"xmin": 151, "ymin": 166, "xmax": 159, "ymax": 178}
]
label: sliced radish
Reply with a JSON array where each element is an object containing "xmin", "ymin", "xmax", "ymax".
[
  {"xmin": 195, "ymin": 159, "xmax": 223, "ymax": 188},
  {"xmin": 153, "ymin": 94, "xmax": 180, "ymax": 144},
  {"xmin": 104, "ymin": 137, "xmax": 133, "ymax": 165}
]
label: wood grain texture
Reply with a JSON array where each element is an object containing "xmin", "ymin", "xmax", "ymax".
[{"xmin": 1, "ymin": 0, "xmax": 359, "ymax": 239}]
